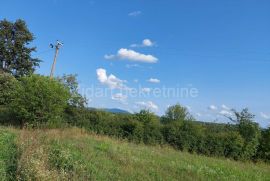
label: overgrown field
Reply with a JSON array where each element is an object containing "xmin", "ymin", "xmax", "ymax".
[{"xmin": 0, "ymin": 127, "xmax": 270, "ymax": 181}]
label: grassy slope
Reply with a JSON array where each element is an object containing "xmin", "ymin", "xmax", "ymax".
[{"xmin": 1, "ymin": 127, "xmax": 270, "ymax": 181}]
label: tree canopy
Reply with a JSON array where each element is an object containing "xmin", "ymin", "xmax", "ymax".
[
  {"xmin": 162, "ymin": 104, "xmax": 192, "ymax": 124},
  {"xmin": 0, "ymin": 19, "xmax": 40, "ymax": 77},
  {"xmin": 9, "ymin": 75, "xmax": 70, "ymax": 127}
]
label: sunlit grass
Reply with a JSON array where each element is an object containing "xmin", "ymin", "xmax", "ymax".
[{"xmin": 2, "ymin": 127, "xmax": 270, "ymax": 181}]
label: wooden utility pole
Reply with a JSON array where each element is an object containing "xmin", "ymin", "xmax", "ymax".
[{"xmin": 50, "ymin": 40, "xmax": 63, "ymax": 79}]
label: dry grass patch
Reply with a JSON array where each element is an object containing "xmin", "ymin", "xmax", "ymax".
[{"xmin": 15, "ymin": 129, "xmax": 68, "ymax": 180}]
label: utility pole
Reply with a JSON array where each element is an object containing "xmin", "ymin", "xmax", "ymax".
[{"xmin": 50, "ymin": 40, "xmax": 63, "ymax": 79}]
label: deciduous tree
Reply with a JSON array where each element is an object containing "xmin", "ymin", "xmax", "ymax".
[{"xmin": 0, "ymin": 19, "xmax": 40, "ymax": 77}]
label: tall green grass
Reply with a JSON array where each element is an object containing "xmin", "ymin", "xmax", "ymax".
[
  {"xmin": 3, "ymin": 127, "xmax": 269, "ymax": 181},
  {"xmin": 0, "ymin": 129, "xmax": 18, "ymax": 181},
  {"xmin": 45, "ymin": 128, "xmax": 270, "ymax": 181}
]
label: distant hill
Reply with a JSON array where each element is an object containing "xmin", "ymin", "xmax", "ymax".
[
  {"xmin": 102, "ymin": 108, "xmax": 130, "ymax": 114},
  {"xmin": 87, "ymin": 107, "xmax": 130, "ymax": 114}
]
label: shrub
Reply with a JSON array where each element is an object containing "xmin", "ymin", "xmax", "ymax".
[
  {"xmin": 202, "ymin": 132, "xmax": 225, "ymax": 156},
  {"xmin": 228, "ymin": 108, "xmax": 261, "ymax": 160},
  {"xmin": 64, "ymin": 106, "xmax": 89, "ymax": 126},
  {"xmin": 0, "ymin": 72, "xmax": 20, "ymax": 124},
  {"xmin": 257, "ymin": 127, "xmax": 270, "ymax": 161},
  {"xmin": 239, "ymin": 122, "xmax": 261, "ymax": 160},
  {"xmin": 135, "ymin": 110, "xmax": 163, "ymax": 144},
  {"xmin": 223, "ymin": 131, "xmax": 244, "ymax": 160},
  {"xmin": 0, "ymin": 72, "xmax": 19, "ymax": 106},
  {"xmin": 61, "ymin": 104, "xmax": 268, "ymax": 162},
  {"xmin": 162, "ymin": 121, "xmax": 203, "ymax": 152},
  {"xmin": 120, "ymin": 119, "xmax": 143, "ymax": 143},
  {"xmin": 9, "ymin": 75, "xmax": 70, "ymax": 127},
  {"xmin": 197, "ymin": 130, "xmax": 245, "ymax": 160}
]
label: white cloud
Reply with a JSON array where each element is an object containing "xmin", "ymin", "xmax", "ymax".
[
  {"xmin": 134, "ymin": 79, "xmax": 139, "ymax": 83},
  {"xmin": 185, "ymin": 106, "xmax": 192, "ymax": 111},
  {"xmin": 196, "ymin": 113, "xmax": 202, "ymax": 117},
  {"xmin": 221, "ymin": 104, "xmax": 230, "ymax": 110},
  {"xmin": 260, "ymin": 112, "xmax": 270, "ymax": 120},
  {"xmin": 136, "ymin": 101, "xmax": 158, "ymax": 111},
  {"xmin": 141, "ymin": 88, "xmax": 151, "ymax": 93},
  {"xmin": 112, "ymin": 93, "xmax": 128, "ymax": 104},
  {"xmin": 147, "ymin": 78, "xmax": 160, "ymax": 83},
  {"xmin": 128, "ymin": 11, "xmax": 142, "ymax": 17},
  {"xmin": 130, "ymin": 39, "xmax": 155, "ymax": 48},
  {"xmin": 208, "ymin": 105, "xmax": 217, "ymax": 111},
  {"xmin": 96, "ymin": 68, "xmax": 128, "ymax": 89},
  {"xmin": 219, "ymin": 110, "xmax": 233, "ymax": 116},
  {"xmin": 104, "ymin": 54, "xmax": 115, "ymax": 59},
  {"xmin": 143, "ymin": 39, "xmax": 154, "ymax": 47},
  {"xmin": 105, "ymin": 48, "xmax": 158, "ymax": 63}
]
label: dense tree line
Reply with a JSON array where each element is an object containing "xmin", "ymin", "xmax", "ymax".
[
  {"xmin": 0, "ymin": 19, "xmax": 269, "ymax": 163},
  {"xmin": 63, "ymin": 104, "xmax": 269, "ymax": 162}
]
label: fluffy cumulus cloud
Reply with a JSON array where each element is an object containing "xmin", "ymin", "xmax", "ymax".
[
  {"xmin": 128, "ymin": 11, "xmax": 141, "ymax": 17},
  {"xmin": 130, "ymin": 39, "xmax": 154, "ymax": 48},
  {"xmin": 208, "ymin": 105, "xmax": 217, "ymax": 111},
  {"xmin": 219, "ymin": 110, "xmax": 233, "ymax": 116},
  {"xmin": 136, "ymin": 101, "xmax": 159, "ymax": 111},
  {"xmin": 260, "ymin": 112, "xmax": 270, "ymax": 120},
  {"xmin": 221, "ymin": 104, "xmax": 230, "ymax": 110},
  {"xmin": 105, "ymin": 48, "xmax": 158, "ymax": 63},
  {"xmin": 111, "ymin": 93, "xmax": 128, "ymax": 104},
  {"xmin": 96, "ymin": 68, "xmax": 128, "ymax": 89},
  {"xmin": 143, "ymin": 39, "xmax": 154, "ymax": 47},
  {"xmin": 147, "ymin": 78, "xmax": 160, "ymax": 83}
]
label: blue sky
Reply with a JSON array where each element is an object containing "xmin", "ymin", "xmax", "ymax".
[{"xmin": 1, "ymin": 0, "xmax": 270, "ymax": 127}]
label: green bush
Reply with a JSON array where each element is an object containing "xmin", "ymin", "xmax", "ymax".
[
  {"xmin": 223, "ymin": 132, "xmax": 244, "ymax": 160},
  {"xmin": 0, "ymin": 106, "xmax": 14, "ymax": 125},
  {"xmin": 120, "ymin": 119, "xmax": 143, "ymax": 143},
  {"xmin": 257, "ymin": 127, "xmax": 270, "ymax": 161},
  {"xmin": 0, "ymin": 72, "xmax": 19, "ymax": 124},
  {"xmin": 0, "ymin": 72, "xmax": 19, "ymax": 106},
  {"xmin": 239, "ymin": 122, "xmax": 261, "ymax": 160},
  {"xmin": 202, "ymin": 132, "xmax": 225, "ymax": 156},
  {"xmin": 52, "ymin": 103, "xmax": 270, "ymax": 162},
  {"xmin": 200, "ymin": 131, "xmax": 244, "ymax": 159},
  {"xmin": 135, "ymin": 110, "xmax": 163, "ymax": 145},
  {"xmin": 9, "ymin": 75, "xmax": 70, "ymax": 127},
  {"xmin": 162, "ymin": 121, "xmax": 203, "ymax": 152}
]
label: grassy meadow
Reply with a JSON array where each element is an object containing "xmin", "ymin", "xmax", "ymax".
[{"xmin": 0, "ymin": 127, "xmax": 269, "ymax": 181}]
